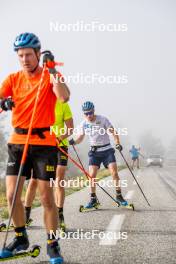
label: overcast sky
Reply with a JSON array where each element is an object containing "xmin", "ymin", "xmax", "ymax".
[{"xmin": 0, "ymin": 0, "xmax": 176, "ymax": 147}]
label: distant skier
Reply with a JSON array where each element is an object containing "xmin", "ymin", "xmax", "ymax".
[{"xmin": 129, "ymin": 145, "xmax": 140, "ymax": 170}]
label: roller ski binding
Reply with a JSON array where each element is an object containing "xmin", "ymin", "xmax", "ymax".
[
  {"xmin": 0, "ymin": 232, "xmax": 40, "ymax": 261},
  {"xmin": 79, "ymin": 196, "xmax": 100, "ymax": 213},
  {"xmin": 116, "ymin": 192, "xmax": 134, "ymax": 210},
  {"xmin": 47, "ymin": 240, "xmax": 63, "ymax": 264}
]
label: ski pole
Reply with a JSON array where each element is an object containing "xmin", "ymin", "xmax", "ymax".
[
  {"xmin": 118, "ymin": 150, "xmax": 150, "ymax": 206},
  {"xmin": 2, "ymin": 65, "xmax": 47, "ymax": 250},
  {"xmin": 56, "ymin": 139, "xmax": 121, "ymax": 206}
]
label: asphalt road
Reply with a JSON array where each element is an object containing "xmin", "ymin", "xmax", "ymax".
[{"xmin": 0, "ymin": 165, "xmax": 176, "ymax": 264}]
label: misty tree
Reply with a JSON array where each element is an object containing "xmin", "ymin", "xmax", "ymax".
[{"xmin": 138, "ymin": 131, "xmax": 165, "ymax": 157}]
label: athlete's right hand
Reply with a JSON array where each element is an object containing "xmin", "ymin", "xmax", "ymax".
[
  {"xmin": 42, "ymin": 50, "xmax": 57, "ymax": 74},
  {"xmin": 116, "ymin": 144, "xmax": 123, "ymax": 152},
  {"xmin": 0, "ymin": 97, "xmax": 15, "ymax": 111},
  {"xmin": 69, "ymin": 138, "xmax": 75, "ymax": 145}
]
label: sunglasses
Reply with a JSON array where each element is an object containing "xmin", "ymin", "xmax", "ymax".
[{"xmin": 84, "ymin": 111, "xmax": 94, "ymax": 116}]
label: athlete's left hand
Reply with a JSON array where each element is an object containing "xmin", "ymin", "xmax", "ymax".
[{"xmin": 116, "ymin": 144, "xmax": 123, "ymax": 152}]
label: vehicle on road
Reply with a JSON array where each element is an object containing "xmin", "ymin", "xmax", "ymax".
[{"xmin": 146, "ymin": 154, "xmax": 163, "ymax": 167}]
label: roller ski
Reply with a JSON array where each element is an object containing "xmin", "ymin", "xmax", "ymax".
[
  {"xmin": 0, "ymin": 222, "xmax": 16, "ymax": 232},
  {"xmin": 0, "ymin": 223, "xmax": 10, "ymax": 232},
  {"xmin": 115, "ymin": 192, "xmax": 134, "ymax": 210},
  {"xmin": 0, "ymin": 231, "xmax": 40, "ymax": 261},
  {"xmin": 47, "ymin": 240, "xmax": 63, "ymax": 264},
  {"xmin": 79, "ymin": 195, "xmax": 100, "ymax": 213},
  {"xmin": 0, "ymin": 245, "xmax": 40, "ymax": 261},
  {"xmin": 0, "ymin": 218, "xmax": 33, "ymax": 232}
]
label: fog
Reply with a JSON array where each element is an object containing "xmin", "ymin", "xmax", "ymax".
[{"xmin": 0, "ymin": 0, "xmax": 176, "ymax": 152}]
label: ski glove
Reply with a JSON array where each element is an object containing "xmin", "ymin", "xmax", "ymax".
[
  {"xmin": 69, "ymin": 138, "xmax": 75, "ymax": 145},
  {"xmin": 116, "ymin": 144, "xmax": 123, "ymax": 152},
  {"xmin": 0, "ymin": 97, "xmax": 15, "ymax": 111}
]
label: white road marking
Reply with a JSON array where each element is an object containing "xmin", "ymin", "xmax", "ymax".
[
  {"xmin": 99, "ymin": 214, "xmax": 125, "ymax": 245},
  {"xmin": 125, "ymin": 190, "xmax": 134, "ymax": 200}
]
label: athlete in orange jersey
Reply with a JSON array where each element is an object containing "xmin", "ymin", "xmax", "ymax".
[{"xmin": 0, "ymin": 33, "xmax": 69, "ymax": 263}]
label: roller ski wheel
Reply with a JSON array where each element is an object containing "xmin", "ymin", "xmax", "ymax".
[
  {"xmin": 79, "ymin": 202, "xmax": 100, "ymax": 213},
  {"xmin": 30, "ymin": 245, "xmax": 41, "ymax": 257},
  {"xmin": 0, "ymin": 245, "xmax": 40, "ymax": 261}
]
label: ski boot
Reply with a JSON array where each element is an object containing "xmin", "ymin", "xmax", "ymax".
[
  {"xmin": 79, "ymin": 196, "xmax": 100, "ymax": 212},
  {"xmin": 0, "ymin": 230, "xmax": 29, "ymax": 259},
  {"xmin": 47, "ymin": 240, "xmax": 63, "ymax": 264},
  {"xmin": 116, "ymin": 192, "xmax": 134, "ymax": 210}
]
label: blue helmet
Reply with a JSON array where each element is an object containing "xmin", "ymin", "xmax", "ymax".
[
  {"xmin": 13, "ymin": 33, "xmax": 41, "ymax": 51},
  {"xmin": 82, "ymin": 101, "xmax": 94, "ymax": 112}
]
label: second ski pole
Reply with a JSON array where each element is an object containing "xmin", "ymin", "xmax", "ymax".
[{"xmin": 118, "ymin": 150, "xmax": 151, "ymax": 206}]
